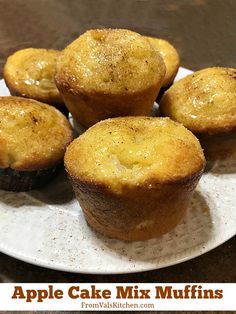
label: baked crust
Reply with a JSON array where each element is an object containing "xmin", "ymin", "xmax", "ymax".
[
  {"xmin": 3, "ymin": 48, "xmax": 63, "ymax": 105},
  {"xmin": 160, "ymin": 67, "xmax": 236, "ymax": 134},
  {"xmin": 147, "ymin": 36, "xmax": 180, "ymax": 87},
  {"xmin": 0, "ymin": 96, "xmax": 73, "ymax": 171},
  {"xmin": 65, "ymin": 117, "xmax": 205, "ymax": 240},
  {"xmin": 55, "ymin": 29, "xmax": 166, "ymax": 127}
]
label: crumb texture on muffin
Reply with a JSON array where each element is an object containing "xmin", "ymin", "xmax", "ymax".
[
  {"xmin": 4, "ymin": 48, "xmax": 63, "ymax": 104},
  {"xmin": 65, "ymin": 117, "xmax": 204, "ymax": 190},
  {"xmin": 160, "ymin": 67, "xmax": 236, "ymax": 134},
  {"xmin": 147, "ymin": 36, "xmax": 180, "ymax": 87},
  {"xmin": 0, "ymin": 97, "xmax": 73, "ymax": 171},
  {"xmin": 56, "ymin": 29, "xmax": 166, "ymax": 94}
]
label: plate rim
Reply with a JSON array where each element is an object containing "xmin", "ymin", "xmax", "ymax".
[
  {"xmin": 0, "ymin": 229, "xmax": 235, "ymax": 274},
  {"xmin": 0, "ymin": 67, "xmax": 235, "ymax": 274}
]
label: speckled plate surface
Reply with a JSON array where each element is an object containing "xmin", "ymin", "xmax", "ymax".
[{"xmin": 0, "ymin": 67, "xmax": 235, "ymax": 274}]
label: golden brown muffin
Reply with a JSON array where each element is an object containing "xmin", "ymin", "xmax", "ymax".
[
  {"xmin": 3, "ymin": 48, "xmax": 64, "ymax": 106},
  {"xmin": 147, "ymin": 36, "xmax": 180, "ymax": 87},
  {"xmin": 55, "ymin": 29, "xmax": 166, "ymax": 127},
  {"xmin": 65, "ymin": 117, "xmax": 205, "ymax": 241},
  {"xmin": 0, "ymin": 96, "xmax": 73, "ymax": 191},
  {"xmin": 160, "ymin": 67, "xmax": 236, "ymax": 161}
]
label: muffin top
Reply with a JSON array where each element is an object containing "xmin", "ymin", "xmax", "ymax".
[
  {"xmin": 3, "ymin": 48, "xmax": 63, "ymax": 104},
  {"xmin": 65, "ymin": 117, "xmax": 205, "ymax": 190},
  {"xmin": 147, "ymin": 37, "xmax": 180, "ymax": 87},
  {"xmin": 0, "ymin": 97, "xmax": 73, "ymax": 171},
  {"xmin": 55, "ymin": 29, "xmax": 166, "ymax": 94},
  {"xmin": 160, "ymin": 67, "xmax": 236, "ymax": 134}
]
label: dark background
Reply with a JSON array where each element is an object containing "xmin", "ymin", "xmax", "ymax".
[{"xmin": 0, "ymin": 0, "xmax": 235, "ymax": 286}]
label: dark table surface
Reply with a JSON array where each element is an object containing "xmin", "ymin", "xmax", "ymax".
[{"xmin": 0, "ymin": 0, "xmax": 235, "ymax": 285}]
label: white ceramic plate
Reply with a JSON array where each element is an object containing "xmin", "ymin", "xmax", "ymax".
[{"xmin": 0, "ymin": 67, "xmax": 235, "ymax": 274}]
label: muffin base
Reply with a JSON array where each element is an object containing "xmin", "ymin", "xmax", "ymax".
[
  {"xmin": 198, "ymin": 130, "xmax": 236, "ymax": 162},
  {"xmin": 0, "ymin": 165, "xmax": 60, "ymax": 192},
  {"xmin": 60, "ymin": 84, "xmax": 161, "ymax": 128},
  {"xmin": 70, "ymin": 171, "xmax": 202, "ymax": 241}
]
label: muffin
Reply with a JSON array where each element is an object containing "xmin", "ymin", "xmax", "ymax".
[
  {"xmin": 3, "ymin": 48, "xmax": 65, "ymax": 111},
  {"xmin": 198, "ymin": 131, "xmax": 236, "ymax": 162},
  {"xmin": 55, "ymin": 29, "xmax": 166, "ymax": 128},
  {"xmin": 0, "ymin": 96, "xmax": 73, "ymax": 191},
  {"xmin": 147, "ymin": 36, "xmax": 180, "ymax": 88},
  {"xmin": 160, "ymin": 67, "xmax": 236, "ymax": 161},
  {"xmin": 65, "ymin": 117, "xmax": 205, "ymax": 241}
]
